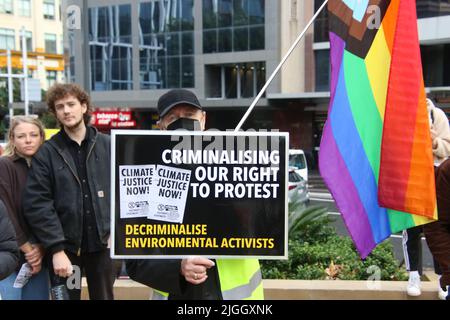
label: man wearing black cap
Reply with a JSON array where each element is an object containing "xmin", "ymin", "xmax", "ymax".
[
  {"xmin": 157, "ymin": 89, "xmax": 206, "ymax": 131},
  {"xmin": 126, "ymin": 89, "xmax": 264, "ymax": 300}
]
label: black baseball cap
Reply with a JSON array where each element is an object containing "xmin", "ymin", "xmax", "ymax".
[{"xmin": 157, "ymin": 89, "xmax": 202, "ymax": 117}]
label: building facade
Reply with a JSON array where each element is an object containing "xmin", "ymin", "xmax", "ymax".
[
  {"xmin": 0, "ymin": 0, "xmax": 64, "ymax": 91},
  {"xmin": 64, "ymin": 0, "xmax": 278, "ymax": 131},
  {"xmin": 64, "ymin": 0, "xmax": 450, "ymax": 168}
]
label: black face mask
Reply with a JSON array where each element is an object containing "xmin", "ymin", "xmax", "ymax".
[{"xmin": 167, "ymin": 118, "xmax": 201, "ymax": 131}]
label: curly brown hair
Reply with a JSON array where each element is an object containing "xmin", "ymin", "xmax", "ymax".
[{"xmin": 46, "ymin": 83, "xmax": 92, "ymax": 125}]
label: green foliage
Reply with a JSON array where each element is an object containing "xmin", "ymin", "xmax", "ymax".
[
  {"xmin": 0, "ymin": 68, "xmax": 30, "ymax": 139},
  {"xmin": 288, "ymin": 193, "xmax": 330, "ymax": 239},
  {"xmin": 0, "ymin": 106, "xmax": 7, "ymax": 139},
  {"xmin": 0, "ymin": 68, "xmax": 22, "ymax": 108},
  {"xmin": 262, "ymin": 231, "xmax": 407, "ymax": 281},
  {"xmin": 289, "ymin": 206, "xmax": 332, "ymax": 240},
  {"xmin": 0, "ymin": 118, "xmax": 5, "ymax": 140},
  {"xmin": 39, "ymin": 111, "xmax": 57, "ymax": 129},
  {"xmin": 261, "ymin": 202, "xmax": 408, "ymax": 281}
]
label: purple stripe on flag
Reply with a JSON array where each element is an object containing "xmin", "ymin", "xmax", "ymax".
[
  {"xmin": 319, "ymin": 124, "xmax": 376, "ymax": 259},
  {"xmin": 329, "ymin": 32, "xmax": 346, "ymax": 112}
]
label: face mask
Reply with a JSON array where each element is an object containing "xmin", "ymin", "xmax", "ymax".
[{"xmin": 167, "ymin": 118, "xmax": 201, "ymax": 131}]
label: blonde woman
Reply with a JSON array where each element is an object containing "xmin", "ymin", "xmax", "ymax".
[{"xmin": 0, "ymin": 116, "xmax": 49, "ymax": 300}]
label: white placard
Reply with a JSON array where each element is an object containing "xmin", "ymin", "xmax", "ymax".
[
  {"xmin": 147, "ymin": 165, "xmax": 191, "ymax": 224},
  {"xmin": 119, "ymin": 165, "xmax": 155, "ymax": 219}
]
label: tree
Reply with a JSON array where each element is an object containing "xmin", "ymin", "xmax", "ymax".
[
  {"xmin": 0, "ymin": 68, "xmax": 22, "ymax": 107},
  {"xmin": 0, "ymin": 68, "xmax": 24, "ymax": 140}
]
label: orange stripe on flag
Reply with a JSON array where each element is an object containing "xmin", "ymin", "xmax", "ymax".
[
  {"xmin": 381, "ymin": 0, "xmax": 399, "ymax": 55},
  {"xmin": 405, "ymin": 85, "xmax": 436, "ymax": 217},
  {"xmin": 378, "ymin": 0, "xmax": 435, "ymax": 216}
]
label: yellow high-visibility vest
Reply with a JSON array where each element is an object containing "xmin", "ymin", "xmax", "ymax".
[{"xmin": 152, "ymin": 259, "xmax": 263, "ymax": 300}]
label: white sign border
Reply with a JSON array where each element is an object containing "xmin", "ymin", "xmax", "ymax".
[{"xmin": 110, "ymin": 129, "xmax": 289, "ymax": 260}]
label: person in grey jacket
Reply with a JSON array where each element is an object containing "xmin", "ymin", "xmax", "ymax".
[
  {"xmin": 0, "ymin": 199, "xmax": 19, "ymax": 282},
  {"xmin": 23, "ymin": 83, "xmax": 115, "ymax": 300}
]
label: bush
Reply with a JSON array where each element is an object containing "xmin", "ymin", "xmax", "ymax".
[
  {"xmin": 39, "ymin": 111, "xmax": 57, "ymax": 129},
  {"xmin": 261, "ymin": 213, "xmax": 408, "ymax": 281}
]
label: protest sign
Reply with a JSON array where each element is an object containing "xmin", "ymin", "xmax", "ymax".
[
  {"xmin": 111, "ymin": 130, "xmax": 288, "ymax": 259},
  {"xmin": 119, "ymin": 165, "xmax": 155, "ymax": 218}
]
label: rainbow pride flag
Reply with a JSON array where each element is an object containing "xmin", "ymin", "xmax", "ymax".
[{"xmin": 319, "ymin": 0, "xmax": 437, "ymax": 258}]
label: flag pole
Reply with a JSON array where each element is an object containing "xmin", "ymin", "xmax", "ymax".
[{"xmin": 234, "ymin": 0, "xmax": 329, "ymax": 131}]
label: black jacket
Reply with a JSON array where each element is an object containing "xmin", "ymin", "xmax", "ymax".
[
  {"xmin": 424, "ymin": 159, "xmax": 450, "ymax": 289},
  {"xmin": 23, "ymin": 127, "xmax": 111, "ymax": 255},
  {"xmin": 0, "ymin": 199, "xmax": 19, "ymax": 280},
  {"xmin": 126, "ymin": 259, "xmax": 222, "ymax": 300}
]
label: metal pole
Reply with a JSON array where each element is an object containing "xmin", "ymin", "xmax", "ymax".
[
  {"xmin": 83, "ymin": 0, "xmax": 91, "ymax": 92},
  {"xmin": 21, "ymin": 27, "xmax": 29, "ymax": 115},
  {"xmin": 234, "ymin": 0, "xmax": 329, "ymax": 131},
  {"xmin": 7, "ymin": 50, "xmax": 13, "ymax": 124}
]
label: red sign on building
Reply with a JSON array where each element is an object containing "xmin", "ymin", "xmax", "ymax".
[{"xmin": 92, "ymin": 111, "xmax": 136, "ymax": 128}]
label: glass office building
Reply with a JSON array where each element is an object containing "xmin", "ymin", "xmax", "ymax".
[
  {"xmin": 88, "ymin": 5, "xmax": 133, "ymax": 91},
  {"xmin": 70, "ymin": 0, "xmax": 268, "ymax": 94},
  {"xmin": 65, "ymin": 0, "xmax": 276, "ymax": 131}
]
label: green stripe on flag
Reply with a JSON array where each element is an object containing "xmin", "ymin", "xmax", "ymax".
[{"xmin": 343, "ymin": 51, "xmax": 415, "ymax": 231}]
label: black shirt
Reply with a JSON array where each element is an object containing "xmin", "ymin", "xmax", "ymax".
[{"xmin": 61, "ymin": 127, "xmax": 104, "ymax": 253}]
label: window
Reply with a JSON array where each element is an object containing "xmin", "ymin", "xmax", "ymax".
[
  {"xmin": 314, "ymin": 0, "xmax": 329, "ymax": 43},
  {"xmin": 289, "ymin": 154, "xmax": 307, "ymax": 170},
  {"xmin": 43, "ymin": 0, "xmax": 55, "ymax": 20},
  {"xmin": 139, "ymin": 0, "xmax": 195, "ymax": 89},
  {"xmin": 224, "ymin": 65, "xmax": 238, "ymax": 98},
  {"xmin": 203, "ymin": 0, "xmax": 265, "ymax": 53},
  {"xmin": 205, "ymin": 65, "xmax": 222, "ymax": 98},
  {"xmin": 116, "ymin": 5, "xmax": 131, "ymax": 43},
  {"xmin": 111, "ymin": 46, "xmax": 132, "ymax": 90},
  {"xmin": 20, "ymin": 31, "xmax": 33, "ymax": 51},
  {"xmin": 315, "ymin": 49, "xmax": 330, "ymax": 92},
  {"xmin": 0, "ymin": 28, "xmax": 15, "ymax": 50},
  {"xmin": 421, "ymin": 44, "xmax": 450, "ymax": 87},
  {"xmin": 67, "ymin": 32, "xmax": 75, "ymax": 83},
  {"xmin": 0, "ymin": 0, "xmax": 13, "ymax": 14},
  {"xmin": 89, "ymin": 5, "xmax": 133, "ymax": 91},
  {"xmin": 205, "ymin": 62, "xmax": 266, "ymax": 99},
  {"xmin": 239, "ymin": 63, "xmax": 254, "ymax": 98},
  {"xmin": 45, "ymin": 33, "xmax": 57, "ymax": 54},
  {"xmin": 417, "ymin": 0, "xmax": 450, "ymax": 18},
  {"xmin": 18, "ymin": 0, "xmax": 31, "ymax": 17},
  {"xmin": 46, "ymin": 70, "xmax": 57, "ymax": 88}
]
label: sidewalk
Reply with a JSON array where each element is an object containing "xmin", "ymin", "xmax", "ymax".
[{"xmin": 80, "ymin": 278, "xmax": 443, "ymax": 300}]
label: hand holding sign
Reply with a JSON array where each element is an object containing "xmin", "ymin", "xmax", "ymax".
[{"xmin": 181, "ymin": 257, "xmax": 215, "ymax": 285}]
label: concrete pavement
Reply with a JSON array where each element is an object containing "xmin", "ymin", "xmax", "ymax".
[{"xmin": 80, "ymin": 278, "xmax": 444, "ymax": 300}]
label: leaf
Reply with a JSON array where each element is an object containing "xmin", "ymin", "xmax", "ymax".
[{"xmin": 288, "ymin": 201, "xmax": 328, "ymax": 237}]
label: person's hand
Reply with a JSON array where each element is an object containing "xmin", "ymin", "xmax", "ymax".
[
  {"xmin": 53, "ymin": 251, "xmax": 73, "ymax": 278},
  {"xmin": 430, "ymin": 128, "xmax": 439, "ymax": 149},
  {"xmin": 24, "ymin": 244, "xmax": 45, "ymax": 274},
  {"xmin": 430, "ymin": 127, "xmax": 437, "ymax": 142},
  {"xmin": 180, "ymin": 257, "xmax": 215, "ymax": 285}
]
